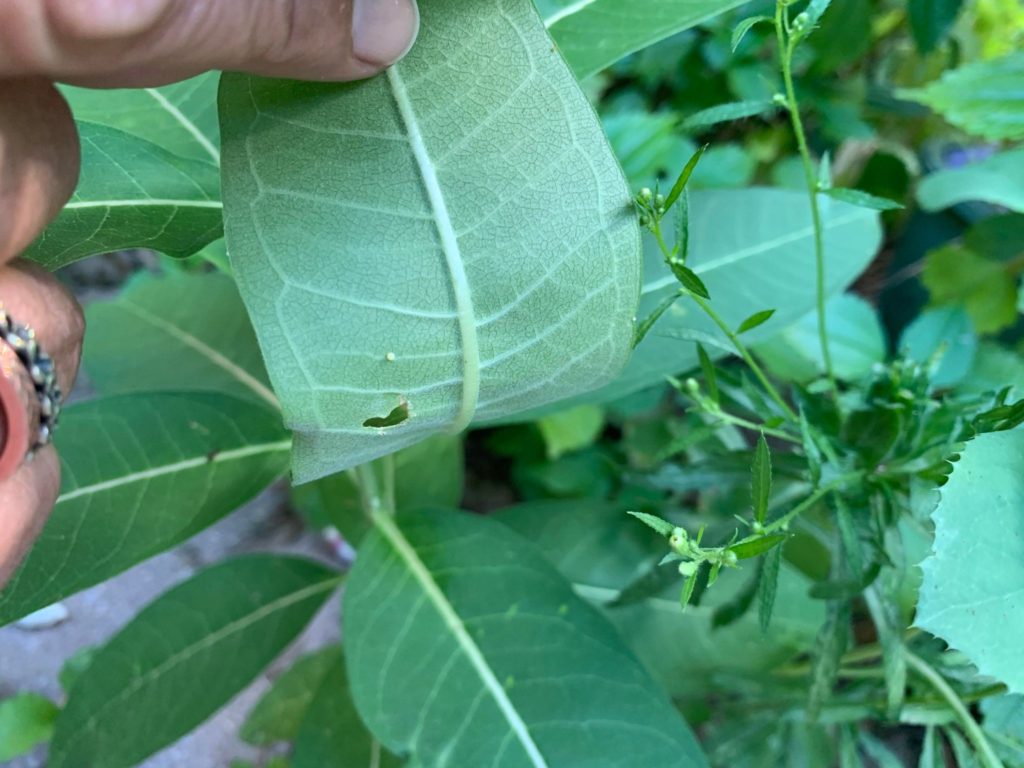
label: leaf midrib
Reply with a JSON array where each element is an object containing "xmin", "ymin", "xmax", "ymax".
[
  {"xmin": 373, "ymin": 512, "xmax": 550, "ymax": 767},
  {"xmin": 144, "ymin": 86, "xmax": 221, "ymax": 163},
  {"xmin": 386, "ymin": 66, "xmax": 480, "ymax": 432}
]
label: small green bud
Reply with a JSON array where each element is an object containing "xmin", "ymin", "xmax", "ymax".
[
  {"xmin": 639, "ymin": 214, "xmax": 650, "ymax": 228},
  {"xmin": 678, "ymin": 561, "xmax": 698, "ymax": 577},
  {"xmin": 723, "ymin": 550, "xmax": 738, "ymax": 567},
  {"xmin": 639, "ymin": 187, "xmax": 653, "ymax": 202},
  {"xmin": 792, "ymin": 12, "xmax": 809, "ymax": 30},
  {"xmin": 654, "ymin": 193, "xmax": 666, "ymax": 208},
  {"xmin": 752, "ymin": 521, "xmax": 766, "ymax": 535},
  {"xmin": 684, "ymin": 377, "xmax": 700, "ymax": 395},
  {"xmin": 772, "ymin": 93, "xmax": 787, "ymax": 107},
  {"xmin": 669, "ymin": 527, "xmax": 688, "ymax": 553}
]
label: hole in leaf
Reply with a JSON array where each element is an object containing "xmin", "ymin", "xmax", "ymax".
[{"xmin": 363, "ymin": 401, "xmax": 409, "ymax": 429}]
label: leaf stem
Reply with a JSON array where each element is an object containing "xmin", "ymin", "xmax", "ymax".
[
  {"xmin": 774, "ymin": 2, "xmax": 838, "ymax": 398},
  {"xmin": 763, "ymin": 472, "xmax": 859, "ymax": 534},
  {"xmin": 904, "ymin": 650, "xmax": 1005, "ymax": 768},
  {"xmin": 354, "ymin": 460, "xmax": 396, "ymax": 519}
]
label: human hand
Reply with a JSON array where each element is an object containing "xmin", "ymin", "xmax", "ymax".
[{"xmin": 0, "ymin": 0, "xmax": 419, "ymax": 585}]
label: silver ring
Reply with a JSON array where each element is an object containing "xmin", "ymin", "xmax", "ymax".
[{"xmin": 0, "ymin": 303, "xmax": 62, "ymax": 450}]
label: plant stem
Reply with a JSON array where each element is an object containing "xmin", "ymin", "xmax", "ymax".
[
  {"xmin": 649, "ymin": 216, "xmax": 798, "ymax": 421},
  {"xmin": 774, "ymin": 2, "xmax": 838, "ymax": 398},
  {"xmin": 904, "ymin": 650, "xmax": 1005, "ymax": 768},
  {"xmin": 763, "ymin": 472, "xmax": 859, "ymax": 534},
  {"xmin": 355, "ymin": 461, "xmax": 396, "ymax": 518},
  {"xmin": 710, "ymin": 410, "xmax": 802, "ymax": 443}
]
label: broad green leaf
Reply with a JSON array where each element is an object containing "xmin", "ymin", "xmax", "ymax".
[
  {"xmin": 497, "ymin": 500, "xmax": 824, "ymax": 699},
  {"xmin": 824, "ymin": 187, "xmax": 904, "ymax": 211},
  {"xmin": 344, "ymin": 508, "xmax": 706, "ymax": 766},
  {"xmin": 0, "ymin": 693, "xmax": 59, "ymax": 761},
  {"xmin": 959, "ymin": 343, "xmax": 1024, "ymax": 398},
  {"xmin": 537, "ymin": 404, "xmax": 605, "ymax": 459},
  {"xmin": 751, "ymin": 433, "xmax": 772, "ymax": 525},
  {"xmin": 49, "ymin": 556, "xmax": 341, "ymax": 768},
  {"xmin": 25, "ymin": 122, "xmax": 222, "ymax": 268},
  {"xmin": 84, "ymin": 272, "xmax": 276, "ymax": 407},
  {"xmin": 61, "ymin": 73, "xmax": 220, "ymax": 163},
  {"xmin": 241, "ymin": 647, "xmax": 342, "ymax": 746},
  {"xmin": 290, "ymin": 433, "xmax": 465, "ymax": 544},
  {"xmin": 917, "ymin": 147, "xmax": 1024, "ymax": 213},
  {"xmin": 681, "ymin": 100, "xmax": 776, "ymax": 131},
  {"xmin": 0, "ymin": 393, "xmax": 290, "ymax": 626},
  {"xmin": 908, "ymin": 0, "xmax": 964, "ymax": 52},
  {"xmin": 899, "ymin": 306, "xmax": 977, "ymax": 388},
  {"xmin": 586, "ymin": 189, "xmax": 881, "ymax": 404},
  {"xmin": 220, "ymin": 0, "xmax": 641, "ymax": 483},
  {"xmin": 923, "ymin": 244, "xmax": 1020, "ymax": 334},
  {"xmin": 917, "ymin": 431, "xmax": 1024, "ymax": 695},
  {"xmin": 901, "ymin": 53, "xmax": 1024, "ymax": 141},
  {"xmin": 292, "ymin": 653, "xmax": 400, "ymax": 768},
  {"xmin": 538, "ymin": 0, "xmax": 751, "ymax": 79},
  {"xmin": 982, "ymin": 694, "xmax": 1024, "ymax": 763},
  {"xmin": 756, "ymin": 293, "xmax": 885, "ymax": 383}
]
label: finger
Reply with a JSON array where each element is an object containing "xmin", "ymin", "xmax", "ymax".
[
  {"xmin": 0, "ymin": 79, "xmax": 79, "ymax": 265},
  {"xmin": 0, "ymin": 0, "xmax": 420, "ymax": 87},
  {"xmin": 0, "ymin": 446, "xmax": 59, "ymax": 587},
  {"xmin": 0, "ymin": 261, "xmax": 86, "ymax": 399}
]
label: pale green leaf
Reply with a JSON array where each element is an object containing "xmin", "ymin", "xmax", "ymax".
[
  {"xmin": 241, "ymin": 647, "xmax": 342, "ymax": 746},
  {"xmin": 25, "ymin": 122, "xmax": 222, "ymax": 268},
  {"xmin": 585, "ymin": 190, "xmax": 881, "ymax": 404},
  {"xmin": 864, "ymin": 585, "xmax": 907, "ymax": 718},
  {"xmin": 922, "ymin": 244, "xmax": 1019, "ymax": 334},
  {"xmin": 899, "ymin": 306, "xmax": 977, "ymax": 388},
  {"xmin": 917, "ymin": 431, "xmax": 1024, "ymax": 694},
  {"xmin": 344, "ymin": 508, "xmax": 706, "ymax": 766},
  {"xmin": 292, "ymin": 653, "xmax": 400, "ymax": 768},
  {"xmin": 0, "ymin": 393, "xmax": 290, "ymax": 626},
  {"xmin": 908, "ymin": 0, "xmax": 964, "ymax": 52},
  {"xmin": 732, "ymin": 15, "xmax": 774, "ymax": 50},
  {"xmin": 959, "ymin": 343, "xmax": 1024, "ymax": 398},
  {"xmin": 537, "ymin": 404, "xmax": 605, "ymax": 459},
  {"xmin": 49, "ymin": 556, "xmax": 340, "ymax": 768},
  {"xmin": 220, "ymin": 0, "xmax": 641, "ymax": 483},
  {"xmin": 918, "ymin": 725, "xmax": 938, "ymax": 768},
  {"xmin": 0, "ymin": 693, "xmax": 59, "ymax": 761},
  {"xmin": 538, "ymin": 0, "xmax": 751, "ymax": 79},
  {"xmin": 756, "ymin": 293, "xmax": 885, "ymax": 383},
  {"xmin": 901, "ymin": 53, "xmax": 1024, "ymax": 141},
  {"xmin": 628, "ymin": 510, "xmax": 677, "ymax": 538},
  {"xmin": 805, "ymin": 0, "xmax": 835, "ymax": 27},
  {"xmin": 917, "ymin": 147, "xmax": 1024, "ymax": 212},
  {"xmin": 824, "ymin": 187, "xmax": 904, "ymax": 211},
  {"xmin": 982, "ymin": 694, "xmax": 1024, "ymax": 763},
  {"xmin": 290, "ymin": 433, "xmax": 464, "ymax": 544},
  {"xmin": 84, "ymin": 272, "xmax": 276, "ymax": 407},
  {"xmin": 61, "ymin": 73, "xmax": 220, "ymax": 162},
  {"xmin": 682, "ymin": 100, "xmax": 776, "ymax": 131}
]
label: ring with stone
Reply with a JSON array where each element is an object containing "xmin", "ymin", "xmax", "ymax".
[{"xmin": 0, "ymin": 302, "xmax": 63, "ymax": 481}]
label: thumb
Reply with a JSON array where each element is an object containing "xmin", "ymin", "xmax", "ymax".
[{"xmin": 0, "ymin": 0, "xmax": 420, "ymax": 86}]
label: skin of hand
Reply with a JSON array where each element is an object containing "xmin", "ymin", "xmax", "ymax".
[{"xmin": 0, "ymin": 0, "xmax": 419, "ymax": 586}]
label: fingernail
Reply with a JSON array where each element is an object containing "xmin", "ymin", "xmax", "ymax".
[{"xmin": 352, "ymin": 0, "xmax": 420, "ymax": 67}]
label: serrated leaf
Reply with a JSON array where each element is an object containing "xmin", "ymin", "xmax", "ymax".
[
  {"xmin": 49, "ymin": 556, "xmax": 341, "ymax": 768},
  {"xmin": 732, "ymin": 15, "xmax": 774, "ymax": 50},
  {"xmin": 539, "ymin": 0, "xmax": 751, "ymax": 79},
  {"xmin": 292, "ymin": 653, "xmax": 400, "ymax": 768},
  {"xmin": 758, "ymin": 546, "xmax": 782, "ymax": 633},
  {"xmin": 83, "ymin": 272, "xmax": 276, "ymax": 407},
  {"xmin": 673, "ymin": 262, "xmax": 712, "ymax": 298},
  {"xmin": 808, "ymin": 600, "xmax": 850, "ymax": 719},
  {"xmin": 0, "ymin": 393, "xmax": 290, "ymax": 626},
  {"xmin": 799, "ymin": 410, "xmax": 823, "ymax": 486},
  {"xmin": 917, "ymin": 430, "xmax": 1024, "ymax": 694},
  {"xmin": 25, "ymin": 122, "xmax": 222, "ymax": 269},
  {"xmin": 344, "ymin": 508, "xmax": 706, "ymax": 766},
  {"xmin": 917, "ymin": 146, "xmax": 1024, "ymax": 212},
  {"xmin": 824, "ymin": 187, "xmax": 904, "ymax": 211},
  {"xmin": 738, "ymin": 309, "xmax": 776, "ymax": 334},
  {"xmin": 697, "ymin": 343, "xmax": 719, "ymax": 404},
  {"xmin": 730, "ymin": 534, "xmax": 787, "ymax": 560},
  {"xmin": 0, "ymin": 693, "xmax": 59, "ymax": 761},
  {"xmin": 628, "ymin": 510, "xmax": 676, "ymax": 538},
  {"xmin": 901, "ymin": 52, "xmax": 1024, "ymax": 141},
  {"xmin": 751, "ymin": 433, "xmax": 772, "ymax": 524},
  {"xmin": 682, "ymin": 100, "xmax": 776, "ymax": 131},
  {"xmin": 865, "ymin": 585, "xmax": 907, "ymax": 718},
  {"xmin": 61, "ymin": 73, "xmax": 220, "ymax": 162},
  {"xmin": 908, "ymin": 0, "xmax": 964, "ymax": 52},
  {"xmin": 220, "ymin": 0, "xmax": 642, "ymax": 483},
  {"xmin": 241, "ymin": 648, "xmax": 342, "ymax": 746}
]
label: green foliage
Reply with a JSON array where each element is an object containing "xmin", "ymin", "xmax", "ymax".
[
  {"xmin": 537, "ymin": 404, "xmax": 606, "ymax": 459},
  {"xmin": 219, "ymin": 0, "xmax": 641, "ymax": 483},
  {"xmin": 344, "ymin": 507, "xmax": 706, "ymax": 766},
  {"xmin": 49, "ymin": 556, "xmax": 340, "ymax": 768},
  {"xmin": 0, "ymin": 693, "xmax": 59, "ymax": 761},
  {"xmin": 918, "ymin": 431, "xmax": 1024, "ymax": 695},
  {"xmin": 901, "ymin": 52, "xmax": 1024, "ymax": 140},
  {"xmin": 918, "ymin": 147, "xmax": 1024, "ymax": 213},
  {"xmin": 908, "ymin": 0, "xmax": 965, "ymax": 53},
  {"xmin": 923, "ymin": 244, "xmax": 1021, "ymax": 334}
]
